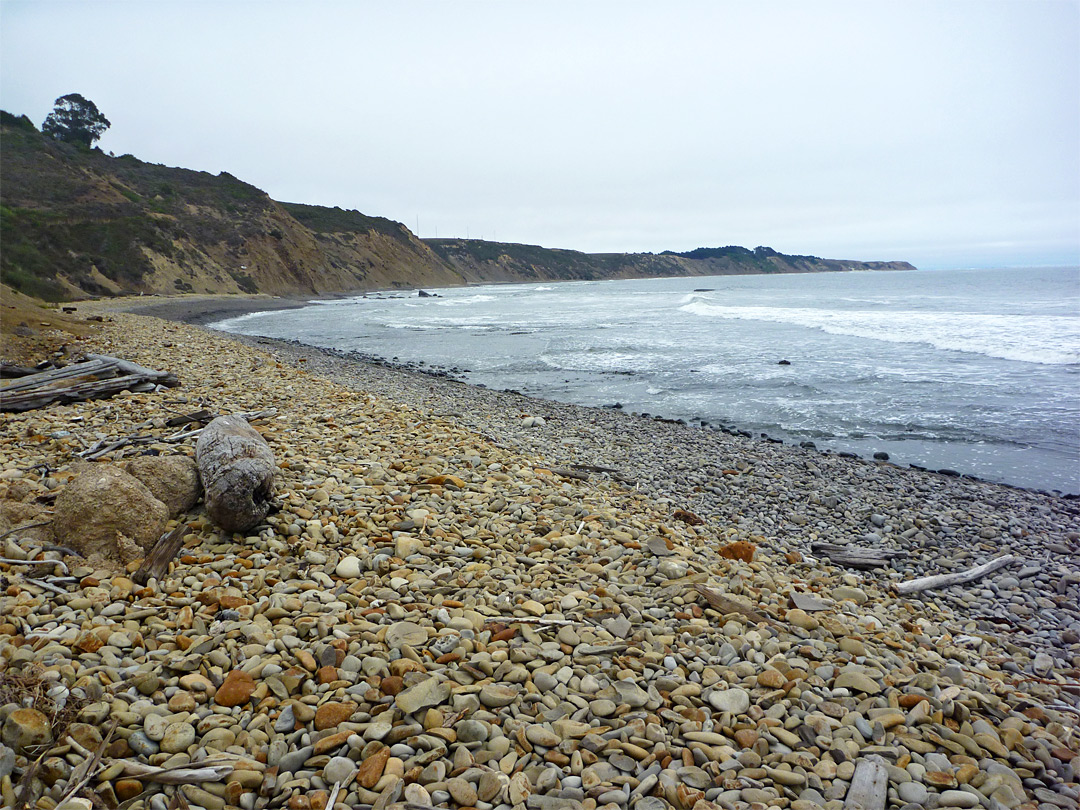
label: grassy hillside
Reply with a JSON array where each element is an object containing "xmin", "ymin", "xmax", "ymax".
[
  {"xmin": 1, "ymin": 110, "xmax": 914, "ymax": 302},
  {"xmin": 0, "ymin": 117, "xmax": 458, "ymax": 300}
]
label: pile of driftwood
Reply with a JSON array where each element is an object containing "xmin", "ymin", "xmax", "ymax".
[{"xmin": 0, "ymin": 354, "xmax": 178, "ymax": 412}]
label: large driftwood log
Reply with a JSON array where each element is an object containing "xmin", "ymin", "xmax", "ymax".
[
  {"xmin": 896, "ymin": 554, "xmax": 1016, "ymax": 595},
  {"xmin": 196, "ymin": 415, "xmax": 276, "ymax": 532},
  {"xmin": 0, "ymin": 355, "xmax": 179, "ymax": 412}
]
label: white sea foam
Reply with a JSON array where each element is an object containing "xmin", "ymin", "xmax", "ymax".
[
  {"xmin": 434, "ymin": 294, "xmax": 497, "ymax": 306},
  {"xmin": 679, "ymin": 302, "xmax": 1080, "ymax": 365}
]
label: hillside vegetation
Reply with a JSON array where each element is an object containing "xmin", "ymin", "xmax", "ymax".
[{"xmin": 0, "ymin": 113, "xmax": 915, "ymax": 301}]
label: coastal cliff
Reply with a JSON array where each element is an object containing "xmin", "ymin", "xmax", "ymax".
[
  {"xmin": 1, "ymin": 113, "xmax": 915, "ymax": 302},
  {"xmin": 426, "ymin": 240, "xmax": 916, "ymax": 284}
]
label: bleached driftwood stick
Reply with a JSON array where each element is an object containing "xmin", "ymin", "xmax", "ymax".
[
  {"xmin": 118, "ymin": 759, "xmax": 235, "ymax": 783},
  {"xmin": 896, "ymin": 554, "xmax": 1016, "ymax": 595},
  {"xmin": 695, "ymin": 584, "xmax": 783, "ymax": 627},
  {"xmin": 843, "ymin": 757, "xmax": 888, "ymax": 810}
]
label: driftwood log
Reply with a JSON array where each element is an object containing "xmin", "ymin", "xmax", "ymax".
[
  {"xmin": 196, "ymin": 415, "xmax": 276, "ymax": 532},
  {"xmin": 811, "ymin": 542, "xmax": 908, "ymax": 570},
  {"xmin": 0, "ymin": 354, "xmax": 179, "ymax": 412},
  {"xmin": 896, "ymin": 554, "xmax": 1016, "ymax": 595}
]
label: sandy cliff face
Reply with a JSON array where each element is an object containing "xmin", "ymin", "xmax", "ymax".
[
  {"xmin": 0, "ymin": 123, "xmax": 456, "ymax": 300},
  {"xmin": 1, "ymin": 118, "xmax": 915, "ymax": 302}
]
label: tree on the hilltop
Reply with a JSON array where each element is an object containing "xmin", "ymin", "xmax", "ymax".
[{"xmin": 42, "ymin": 93, "xmax": 110, "ymax": 147}]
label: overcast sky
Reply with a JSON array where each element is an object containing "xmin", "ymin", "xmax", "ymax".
[{"xmin": 2, "ymin": 1, "xmax": 1077, "ymax": 269}]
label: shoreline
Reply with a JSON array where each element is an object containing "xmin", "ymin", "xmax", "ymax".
[
  {"xmin": 2, "ymin": 300, "xmax": 1078, "ymax": 809},
  {"xmin": 106, "ymin": 292, "xmax": 1078, "ymax": 499}
]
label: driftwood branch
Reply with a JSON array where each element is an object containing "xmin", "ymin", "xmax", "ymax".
[
  {"xmin": 694, "ymin": 584, "xmax": 782, "ymax": 627},
  {"xmin": 76, "ymin": 409, "xmax": 278, "ymax": 460},
  {"xmin": 811, "ymin": 542, "xmax": 908, "ymax": 570},
  {"xmin": 548, "ymin": 467, "xmax": 590, "ymax": 481},
  {"xmin": 133, "ymin": 523, "xmax": 190, "ymax": 585},
  {"xmin": 896, "ymin": 554, "xmax": 1017, "ymax": 595},
  {"xmin": 118, "ymin": 759, "xmax": 235, "ymax": 784}
]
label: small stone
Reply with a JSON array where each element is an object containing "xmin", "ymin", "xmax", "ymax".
[
  {"xmin": 831, "ymin": 585, "xmax": 868, "ymax": 604},
  {"xmin": 479, "ymin": 683, "xmax": 519, "ymax": 708},
  {"xmin": 509, "ymin": 772, "xmax": 531, "ymax": 805},
  {"xmin": 938, "ymin": 789, "xmax": 980, "ymax": 808},
  {"xmin": 708, "ymin": 688, "xmax": 750, "ymax": 715},
  {"xmin": 160, "ymin": 722, "xmax": 195, "ymax": 754},
  {"xmin": 356, "ymin": 745, "xmax": 391, "ymax": 789},
  {"xmin": 215, "ymin": 670, "xmax": 257, "ymax": 706},
  {"xmin": 786, "ymin": 608, "xmax": 819, "ymax": 631},
  {"xmin": 589, "ymin": 699, "xmax": 617, "ymax": 717},
  {"xmin": 1, "ymin": 708, "xmax": 51, "ymax": 755},
  {"xmin": 314, "ymin": 701, "xmax": 356, "ymax": 731},
  {"xmin": 447, "ymin": 777, "xmax": 478, "ymax": 806},
  {"xmin": 335, "ymin": 555, "xmax": 362, "ymax": 578},
  {"xmin": 456, "ymin": 719, "xmax": 489, "ymax": 743},
  {"xmin": 323, "ymin": 756, "xmax": 357, "ymax": 785},
  {"xmin": 757, "ymin": 669, "xmax": 786, "ymax": 689},
  {"xmin": 897, "ymin": 782, "xmax": 928, "ymax": 804},
  {"xmin": 525, "ymin": 724, "xmax": 560, "ymax": 747}
]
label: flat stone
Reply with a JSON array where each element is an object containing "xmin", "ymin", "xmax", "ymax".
[
  {"xmin": 314, "ymin": 701, "xmax": 357, "ymax": 730},
  {"xmin": 395, "ymin": 677, "xmax": 450, "ymax": 715},
  {"xmin": 479, "ymin": 683, "xmax": 519, "ymax": 708},
  {"xmin": 614, "ymin": 679, "xmax": 650, "ymax": 707},
  {"xmin": 385, "ymin": 621, "xmax": 427, "ymax": 648},
  {"xmin": 834, "ymin": 670, "xmax": 882, "ymax": 695},
  {"xmin": 790, "ymin": 592, "xmax": 830, "ymax": 611}
]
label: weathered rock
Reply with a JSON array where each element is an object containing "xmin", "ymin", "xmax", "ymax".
[
  {"xmin": 1, "ymin": 708, "xmax": 52, "ymax": 754},
  {"xmin": 51, "ymin": 463, "xmax": 169, "ymax": 564},
  {"xmin": 123, "ymin": 454, "xmax": 201, "ymax": 516}
]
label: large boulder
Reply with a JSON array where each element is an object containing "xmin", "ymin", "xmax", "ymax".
[
  {"xmin": 51, "ymin": 464, "xmax": 169, "ymax": 565},
  {"xmin": 123, "ymin": 454, "xmax": 201, "ymax": 517}
]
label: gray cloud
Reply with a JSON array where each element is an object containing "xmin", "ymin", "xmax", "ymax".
[{"xmin": 2, "ymin": 0, "xmax": 1077, "ymax": 269}]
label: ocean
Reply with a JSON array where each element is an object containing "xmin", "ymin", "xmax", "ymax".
[{"xmin": 214, "ymin": 266, "xmax": 1080, "ymax": 495}]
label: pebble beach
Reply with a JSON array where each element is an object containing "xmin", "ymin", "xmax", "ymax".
[{"xmin": 1, "ymin": 298, "xmax": 1078, "ymax": 810}]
